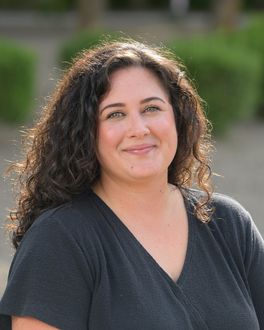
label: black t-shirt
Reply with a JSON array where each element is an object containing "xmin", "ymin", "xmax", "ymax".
[{"xmin": 0, "ymin": 189, "xmax": 263, "ymax": 329}]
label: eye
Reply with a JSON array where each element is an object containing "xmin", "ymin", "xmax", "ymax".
[
  {"xmin": 106, "ymin": 111, "xmax": 125, "ymax": 119},
  {"xmin": 143, "ymin": 105, "xmax": 161, "ymax": 113}
]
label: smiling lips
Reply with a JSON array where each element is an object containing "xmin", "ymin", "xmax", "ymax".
[{"xmin": 123, "ymin": 144, "xmax": 156, "ymax": 155}]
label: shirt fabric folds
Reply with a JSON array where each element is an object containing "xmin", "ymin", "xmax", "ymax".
[{"xmin": 0, "ymin": 189, "xmax": 263, "ymax": 329}]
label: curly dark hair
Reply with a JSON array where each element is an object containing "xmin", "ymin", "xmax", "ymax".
[{"xmin": 8, "ymin": 39, "xmax": 214, "ymax": 249}]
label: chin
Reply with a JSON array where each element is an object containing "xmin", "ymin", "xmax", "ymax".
[{"xmin": 127, "ymin": 166, "xmax": 165, "ymax": 181}]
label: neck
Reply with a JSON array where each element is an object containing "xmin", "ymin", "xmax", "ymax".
[{"xmin": 93, "ymin": 174, "xmax": 178, "ymax": 220}]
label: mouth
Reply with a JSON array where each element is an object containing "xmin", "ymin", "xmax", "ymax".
[{"xmin": 123, "ymin": 144, "xmax": 156, "ymax": 155}]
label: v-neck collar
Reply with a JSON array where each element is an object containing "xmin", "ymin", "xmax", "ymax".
[{"xmin": 89, "ymin": 188, "xmax": 197, "ymax": 289}]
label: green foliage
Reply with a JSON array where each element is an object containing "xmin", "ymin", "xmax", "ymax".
[
  {"xmin": 110, "ymin": 0, "xmax": 167, "ymax": 9},
  {"xmin": 0, "ymin": 39, "xmax": 36, "ymax": 123},
  {"xmin": 231, "ymin": 15, "xmax": 264, "ymax": 117},
  {"xmin": 243, "ymin": 0, "xmax": 264, "ymax": 10},
  {"xmin": 33, "ymin": 0, "xmax": 74, "ymax": 12},
  {"xmin": 0, "ymin": 0, "xmax": 75, "ymax": 11},
  {"xmin": 0, "ymin": 0, "xmax": 262, "ymax": 10},
  {"xmin": 212, "ymin": 14, "xmax": 264, "ymax": 117},
  {"xmin": 167, "ymin": 37, "xmax": 262, "ymax": 134},
  {"xmin": 190, "ymin": 0, "xmax": 211, "ymax": 10},
  {"xmin": 58, "ymin": 31, "xmax": 123, "ymax": 69}
]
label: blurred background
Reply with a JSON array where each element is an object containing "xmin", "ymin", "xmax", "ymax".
[{"xmin": 0, "ymin": 0, "xmax": 264, "ymax": 297}]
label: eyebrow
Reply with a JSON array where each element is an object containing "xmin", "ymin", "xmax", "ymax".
[{"xmin": 100, "ymin": 97, "xmax": 166, "ymax": 113}]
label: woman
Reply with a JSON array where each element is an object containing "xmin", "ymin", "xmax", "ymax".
[{"xmin": 0, "ymin": 40, "xmax": 263, "ymax": 330}]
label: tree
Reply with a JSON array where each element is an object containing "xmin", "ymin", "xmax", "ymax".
[
  {"xmin": 169, "ymin": 0, "xmax": 189, "ymax": 18},
  {"xmin": 212, "ymin": 0, "xmax": 242, "ymax": 30},
  {"xmin": 77, "ymin": 0, "xmax": 107, "ymax": 29},
  {"xmin": 129, "ymin": 0, "xmax": 148, "ymax": 9}
]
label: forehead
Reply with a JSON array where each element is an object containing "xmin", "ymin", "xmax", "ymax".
[{"xmin": 102, "ymin": 66, "xmax": 169, "ymax": 101}]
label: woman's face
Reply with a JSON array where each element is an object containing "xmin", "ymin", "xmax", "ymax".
[{"xmin": 96, "ymin": 66, "xmax": 178, "ymax": 185}]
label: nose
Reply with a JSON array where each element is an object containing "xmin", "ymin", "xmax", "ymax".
[{"xmin": 126, "ymin": 113, "xmax": 150, "ymax": 138}]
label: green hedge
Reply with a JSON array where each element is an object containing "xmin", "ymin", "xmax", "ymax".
[
  {"xmin": 58, "ymin": 31, "xmax": 122, "ymax": 69},
  {"xmin": 0, "ymin": 0, "xmax": 262, "ymax": 10},
  {"xmin": 0, "ymin": 0, "xmax": 74, "ymax": 11},
  {"xmin": 216, "ymin": 14, "xmax": 264, "ymax": 117},
  {"xmin": 167, "ymin": 37, "xmax": 262, "ymax": 134},
  {"xmin": 0, "ymin": 39, "xmax": 36, "ymax": 123}
]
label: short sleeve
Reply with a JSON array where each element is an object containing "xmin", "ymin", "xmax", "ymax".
[
  {"xmin": 0, "ymin": 213, "xmax": 94, "ymax": 330},
  {"xmin": 211, "ymin": 193, "xmax": 264, "ymax": 327},
  {"xmin": 244, "ymin": 213, "xmax": 264, "ymax": 328}
]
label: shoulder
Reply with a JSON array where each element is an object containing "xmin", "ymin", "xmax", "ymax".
[
  {"xmin": 187, "ymin": 189, "xmax": 254, "ymax": 247},
  {"xmin": 211, "ymin": 192, "xmax": 250, "ymax": 218},
  {"xmin": 187, "ymin": 188, "xmax": 251, "ymax": 226},
  {"xmin": 16, "ymin": 189, "xmax": 103, "ymax": 263},
  {"xmin": 211, "ymin": 193, "xmax": 256, "ymax": 258},
  {"xmin": 210, "ymin": 192, "xmax": 253, "ymax": 236},
  {"xmin": 29, "ymin": 189, "xmax": 99, "ymax": 237},
  {"xmin": 187, "ymin": 190, "xmax": 258, "ymax": 265},
  {"xmin": 2, "ymin": 199, "xmax": 96, "ymax": 330},
  {"xmin": 11, "ymin": 190, "xmax": 102, "ymax": 283}
]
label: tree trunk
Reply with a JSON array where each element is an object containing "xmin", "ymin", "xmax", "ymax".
[
  {"xmin": 212, "ymin": 0, "xmax": 242, "ymax": 30},
  {"xmin": 77, "ymin": 0, "xmax": 106, "ymax": 29},
  {"xmin": 129, "ymin": 0, "xmax": 148, "ymax": 9},
  {"xmin": 169, "ymin": 0, "xmax": 189, "ymax": 18}
]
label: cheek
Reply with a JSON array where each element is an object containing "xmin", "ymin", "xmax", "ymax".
[
  {"xmin": 97, "ymin": 123, "xmax": 124, "ymax": 153},
  {"xmin": 167, "ymin": 111, "xmax": 177, "ymax": 138},
  {"xmin": 156, "ymin": 113, "xmax": 177, "ymax": 139},
  {"xmin": 159, "ymin": 114, "xmax": 178, "ymax": 155}
]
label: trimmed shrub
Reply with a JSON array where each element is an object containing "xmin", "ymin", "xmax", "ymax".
[
  {"xmin": 167, "ymin": 37, "xmax": 262, "ymax": 134},
  {"xmin": 190, "ymin": 0, "xmax": 211, "ymax": 10},
  {"xmin": 0, "ymin": 0, "xmax": 74, "ymax": 11},
  {"xmin": 217, "ymin": 14, "xmax": 264, "ymax": 117},
  {"xmin": 33, "ymin": 0, "xmax": 74, "ymax": 12},
  {"xmin": 59, "ymin": 31, "xmax": 122, "ymax": 69},
  {"xmin": 0, "ymin": 39, "xmax": 36, "ymax": 123}
]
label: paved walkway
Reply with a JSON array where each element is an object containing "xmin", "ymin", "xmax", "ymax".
[{"xmin": 0, "ymin": 10, "xmax": 263, "ymax": 297}]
